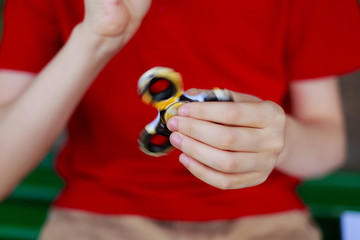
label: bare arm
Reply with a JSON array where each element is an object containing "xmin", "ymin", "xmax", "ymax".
[
  {"xmin": 0, "ymin": 0, "xmax": 151, "ymax": 201},
  {"xmin": 166, "ymin": 76, "xmax": 346, "ymax": 189},
  {"xmin": 276, "ymin": 77, "xmax": 346, "ymax": 178}
]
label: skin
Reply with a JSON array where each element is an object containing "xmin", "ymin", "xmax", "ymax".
[
  {"xmin": 0, "ymin": 0, "xmax": 151, "ymax": 200},
  {"xmin": 167, "ymin": 78, "xmax": 346, "ymax": 189},
  {"xmin": 0, "ymin": 0, "xmax": 346, "ymax": 200}
]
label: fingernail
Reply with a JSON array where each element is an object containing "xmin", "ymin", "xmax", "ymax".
[
  {"xmin": 167, "ymin": 118, "xmax": 178, "ymax": 131},
  {"xmin": 178, "ymin": 104, "xmax": 189, "ymax": 116},
  {"xmin": 170, "ymin": 133, "xmax": 182, "ymax": 148},
  {"xmin": 179, "ymin": 154, "xmax": 191, "ymax": 167}
]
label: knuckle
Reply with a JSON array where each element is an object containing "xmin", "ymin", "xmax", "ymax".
[
  {"xmin": 263, "ymin": 101, "xmax": 286, "ymax": 124},
  {"xmin": 217, "ymin": 180, "xmax": 234, "ymax": 190},
  {"xmin": 259, "ymin": 132, "xmax": 280, "ymax": 153},
  {"xmin": 244, "ymin": 173, "xmax": 268, "ymax": 188},
  {"xmin": 268, "ymin": 155, "xmax": 279, "ymax": 168},
  {"xmin": 274, "ymin": 111, "xmax": 286, "ymax": 128},
  {"xmin": 256, "ymin": 174, "xmax": 269, "ymax": 185},
  {"xmin": 262, "ymin": 126, "xmax": 285, "ymax": 154},
  {"xmin": 224, "ymin": 104, "xmax": 241, "ymax": 123},
  {"xmin": 255, "ymin": 154, "xmax": 277, "ymax": 174},
  {"xmin": 194, "ymin": 170, "xmax": 205, "ymax": 181},
  {"xmin": 190, "ymin": 165, "xmax": 205, "ymax": 181},
  {"xmin": 267, "ymin": 138, "xmax": 285, "ymax": 153},
  {"xmin": 220, "ymin": 153, "xmax": 239, "ymax": 173},
  {"xmin": 218, "ymin": 129, "xmax": 238, "ymax": 150},
  {"xmin": 217, "ymin": 152, "xmax": 256, "ymax": 173}
]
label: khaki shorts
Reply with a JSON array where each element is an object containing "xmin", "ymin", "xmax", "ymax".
[{"xmin": 39, "ymin": 208, "xmax": 321, "ymax": 240}]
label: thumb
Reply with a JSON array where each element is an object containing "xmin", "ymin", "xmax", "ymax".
[
  {"xmin": 229, "ymin": 90, "xmax": 262, "ymax": 103},
  {"xmin": 184, "ymin": 88, "xmax": 206, "ymax": 96}
]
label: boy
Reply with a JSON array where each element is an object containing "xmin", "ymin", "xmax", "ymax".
[{"xmin": 0, "ymin": 0, "xmax": 360, "ymax": 239}]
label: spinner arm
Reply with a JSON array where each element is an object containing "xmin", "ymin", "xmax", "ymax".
[{"xmin": 138, "ymin": 67, "xmax": 233, "ymax": 156}]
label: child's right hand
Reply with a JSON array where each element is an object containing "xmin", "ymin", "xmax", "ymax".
[{"xmin": 81, "ymin": 0, "xmax": 151, "ymax": 50}]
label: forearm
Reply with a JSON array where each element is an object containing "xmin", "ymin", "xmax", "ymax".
[
  {"xmin": 0, "ymin": 24, "xmax": 118, "ymax": 199},
  {"xmin": 276, "ymin": 114, "xmax": 346, "ymax": 179}
]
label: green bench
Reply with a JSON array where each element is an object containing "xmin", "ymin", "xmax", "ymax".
[{"xmin": 298, "ymin": 171, "xmax": 360, "ymax": 240}]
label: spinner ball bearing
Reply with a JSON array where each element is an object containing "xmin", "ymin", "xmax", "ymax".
[{"xmin": 138, "ymin": 67, "xmax": 233, "ymax": 156}]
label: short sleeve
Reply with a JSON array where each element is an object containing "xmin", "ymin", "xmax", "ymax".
[
  {"xmin": 286, "ymin": 0, "xmax": 360, "ymax": 81},
  {"xmin": 0, "ymin": 0, "xmax": 62, "ymax": 73}
]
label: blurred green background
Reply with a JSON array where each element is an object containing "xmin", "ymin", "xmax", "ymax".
[{"xmin": 1, "ymin": 0, "xmax": 360, "ymax": 239}]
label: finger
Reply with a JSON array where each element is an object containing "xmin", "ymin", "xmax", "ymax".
[
  {"xmin": 179, "ymin": 153, "xmax": 267, "ymax": 189},
  {"xmin": 167, "ymin": 116, "xmax": 265, "ymax": 152},
  {"xmin": 178, "ymin": 101, "xmax": 284, "ymax": 128},
  {"xmin": 169, "ymin": 132, "xmax": 265, "ymax": 173}
]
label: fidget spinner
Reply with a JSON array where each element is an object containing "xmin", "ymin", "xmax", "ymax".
[{"xmin": 138, "ymin": 67, "xmax": 233, "ymax": 156}]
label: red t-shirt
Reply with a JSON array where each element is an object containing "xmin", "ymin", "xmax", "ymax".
[{"xmin": 1, "ymin": 0, "xmax": 360, "ymax": 220}]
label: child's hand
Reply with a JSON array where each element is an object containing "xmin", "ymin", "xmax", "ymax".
[
  {"xmin": 167, "ymin": 91, "xmax": 286, "ymax": 189},
  {"xmin": 81, "ymin": 0, "xmax": 151, "ymax": 49}
]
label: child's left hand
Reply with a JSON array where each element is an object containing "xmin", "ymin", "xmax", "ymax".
[{"xmin": 166, "ymin": 90, "xmax": 286, "ymax": 189}]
